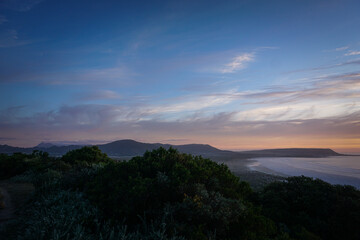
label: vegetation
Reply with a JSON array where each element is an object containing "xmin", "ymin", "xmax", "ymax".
[
  {"xmin": 0, "ymin": 147, "xmax": 359, "ymax": 239},
  {"xmin": 256, "ymin": 176, "xmax": 360, "ymax": 240},
  {"xmin": 0, "ymin": 153, "xmax": 30, "ymax": 180},
  {"xmin": 0, "ymin": 191, "xmax": 4, "ymax": 209},
  {"xmin": 84, "ymin": 147, "xmax": 274, "ymax": 239},
  {"xmin": 61, "ymin": 146, "xmax": 113, "ymax": 166}
]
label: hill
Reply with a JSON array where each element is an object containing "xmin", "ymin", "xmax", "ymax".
[
  {"xmin": 239, "ymin": 148, "xmax": 343, "ymax": 158},
  {"xmin": 0, "ymin": 140, "xmax": 229, "ymax": 158},
  {"xmin": 0, "ymin": 140, "xmax": 345, "ymax": 158},
  {"xmin": 98, "ymin": 139, "xmax": 229, "ymax": 157}
]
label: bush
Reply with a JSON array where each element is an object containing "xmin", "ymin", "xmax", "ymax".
[
  {"xmin": 9, "ymin": 147, "xmax": 356, "ymax": 239},
  {"xmin": 257, "ymin": 176, "xmax": 360, "ymax": 240},
  {"xmin": 0, "ymin": 188, "xmax": 186, "ymax": 240},
  {"xmin": 85, "ymin": 147, "xmax": 277, "ymax": 239},
  {"xmin": 0, "ymin": 151, "xmax": 66, "ymax": 180},
  {"xmin": 61, "ymin": 146, "xmax": 113, "ymax": 166},
  {"xmin": 0, "ymin": 191, "xmax": 4, "ymax": 209},
  {"xmin": 0, "ymin": 153, "xmax": 29, "ymax": 179}
]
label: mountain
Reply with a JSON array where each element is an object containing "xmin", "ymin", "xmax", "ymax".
[
  {"xmin": 0, "ymin": 140, "xmax": 345, "ymax": 158},
  {"xmin": 98, "ymin": 139, "xmax": 228, "ymax": 157},
  {"xmin": 35, "ymin": 142, "xmax": 56, "ymax": 148},
  {"xmin": 98, "ymin": 139, "xmax": 164, "ymax": 156},
  {"xmin": 36, "ymin": 145, "xmax": 85, "ymax": 156},
  {"xmin": 239, "ymin": 148, "xmax": 343, "ymax": 158},
  {"xmin": 0, "ymin": 144, "xmax": 33, "ymax": 154},
  {"xmin": 0, "ymin": 144, "xmax": 84, "ymax": 156},
  {"xmin": 0, "ymin": 140, "xmax": 228, "ymax": 158}
]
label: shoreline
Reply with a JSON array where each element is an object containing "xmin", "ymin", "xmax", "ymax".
[
  {"xmin": 246, "ymin": 158, "xmax": 289, "ymax": 177},
  {"xmin": 220, "ymin": 157, "xmax": 285, "ymax": 191}
]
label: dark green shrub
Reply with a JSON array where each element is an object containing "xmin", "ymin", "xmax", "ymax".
[
  {"xmin": 0, "ymin": 151, "xmax": 64, "ymax": 180},
  {"xmin": 257, "ymin": 176, "xmax": 360, "ymax": 240},
  {"xmin": 61, "ymin": 146, "xmax": 113, "ymax": 166},
  {"xmin": 0, "ymin": 191, "xmax": 4, "ymax": 209},
  {"xmin": 0, "ymin": 153, "xmax": 29, "ymax": 179},
  {"xmin": 85, "ymin": 147, "xmax": 277, "ymax": 239}
]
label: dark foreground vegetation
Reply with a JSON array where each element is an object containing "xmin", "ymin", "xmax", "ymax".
[{"xmin": 0, "ymin": 147, "xmax": 359, "ymax": 240}]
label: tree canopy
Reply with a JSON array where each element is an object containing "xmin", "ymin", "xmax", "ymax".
[{"xmin": 1, "ymin": 147, "xmax": 359, "ymax": 240}]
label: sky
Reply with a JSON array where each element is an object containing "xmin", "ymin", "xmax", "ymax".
[{"xmin": 0, "ymin": 0, "xmax": 360, "ymax": 153}]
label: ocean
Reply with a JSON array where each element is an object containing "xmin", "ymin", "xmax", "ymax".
[{"xmin": 248, "ymin": 156, "xmax": 360, "ymax": 189}]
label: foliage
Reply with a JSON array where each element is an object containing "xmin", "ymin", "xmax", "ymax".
[
  {"xmin": 85, "ymin": 147, "xmax": 279, "ymax": 239},
  {"xmin": 2, "ymin": 189, "xmax": 185, "ymax": 240},
  {"xmin": 0, "ymin": 150, "xmax": 69, "ymax": 180},
  {"xmin": 2, "ymin": 147, "xmax": 359, "ymax": 240},
  {"xmin": 257, "ymin": 176, "xmax": 360, "ymax": 240},
  {"xmin": 1, "ymin": 167, "xmax": 185, "ymax": 240},
  {"xmin": 0, "ymin": 190, "xmax": 4, "ymax": 209},
  {"xmin": 61, "ymin": 146, "xmax": 113, "ymax": 166},
  {"xmin": 0, "ymin": 153, "xmax": 29, "ymax": 179},
  {"xmin": 1, "ymin": 147, "xmax": 112, "ymax": 182}
]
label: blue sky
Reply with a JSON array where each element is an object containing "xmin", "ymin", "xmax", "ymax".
[{"xmin": 0, "ymin": 0, "xmax": 360, "ymax": 152}]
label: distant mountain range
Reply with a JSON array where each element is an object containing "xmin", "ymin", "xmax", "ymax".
[{"xmin": 0, "ymin": 139, "xmax": 345, "ymax": 159}]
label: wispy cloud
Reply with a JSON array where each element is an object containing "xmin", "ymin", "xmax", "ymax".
[
  {"xmin": 335, "ymin": 46, "xmax": 349, "ymax": 51},
  {"xmin": 3, "ymin": 70, "xmax": 359, "ymax": 127},
  {"xmin": 233, "ymin": 101, "xmax": 359, "ymax": 122},
  {"xmin": 0, "ymin": 29, "xmax": 33, "ymax": 48},
  {"xmin": 0, "ymin": 105, "xmax": 27, "ymax": 124},
  {"xmin": 77, "ymin": 90, "xmax": 121, "ymax": 101},
  {"xmin": 2, "ymin": 67, "xmax": 359, "ymax": 126},
  {"xmin": 286, "ymin": 59, "xmax": 360, "ymax": 73},
  {"xmin": 0, "ymin": 137, "xmax": 16, "ymax": 141},
  {"xmin": 148, "ymin": 93, "xmax": 235, "ymax": 116},
  {"xmin": 221, "ymin": 53, "xmax": 254, "ymax": 73},
  {"xmin": 204, "ymin": 70, "xmax": 360, "ymax": 101},
  {"xmin": 77, "ymin": 67, "xmax": 132, "ymax": 84},
  {"xmin": 29, "ymin": 104, "xmax": 129, "ymax": 126},
  {"xmin": 123, "ymin": 26, "xmax": 165, "ymax": 55},
  {"xmin": 1, "ymin": 57, "xmax": 359, "ymax": 150},
  {"xmin": 0, "ymin": 66, "xmax": 135, "ymax": 85},
  {"xmin": 324, "ymin": 46, "xmax": 349, "ymax": 52},
  {"xmin": 345, "ymin": 51, "xmax": 360, "ymax": 56},
  {"xmin": 1, "ymin": 105, "xmax": 359, "ymax": 150}
]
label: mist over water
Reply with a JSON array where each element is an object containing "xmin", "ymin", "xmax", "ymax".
[{"xmin": 248, "ymin": 156, "xmax": 360, "ymax": 189}]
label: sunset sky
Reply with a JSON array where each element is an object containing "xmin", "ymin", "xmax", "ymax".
[{"xmin": 0, "ymin": 0, "xmax": 360, "ymax": 153}]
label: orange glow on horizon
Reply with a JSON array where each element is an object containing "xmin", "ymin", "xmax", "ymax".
[
  {"xmin": 189, "ymin": 136, "xmax": 360, "ymax": 154},
  {"xmin": 1, "ymin": 133, "xmax": 359, "ymax": 154}
]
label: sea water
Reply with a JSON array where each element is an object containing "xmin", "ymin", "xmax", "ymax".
[{"xmin": 248, "ymin": 156, "xmax": 360, "ymax": 189}]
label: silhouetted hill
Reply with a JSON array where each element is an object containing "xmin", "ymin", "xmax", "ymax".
[
  {"xmin": 35, "ymin": 142, "xmax": 56, "ymax": 148},
  {"xmin": 176, "ymin": 144, "xmax": 231, "ymax": 156},
  {"xmin": 98, "ymin": 139, "xmax": 228, "ymax": 157},
  {"xmin": 98, "ymin": 139, "xmax": 164, "ymax": 156},
  {"xmin": 0, "ymin": 144, "xmax": 83, "ymax": 156},
  {"xmin": 0, "ymin": 145, "xmax": 32, "ymax": 154},
  {"xmin": 240, "ymin": 148, "xmax": 343, "ymax": 158},
  {"xmin": 0, "ymin": 140, "xmax": 227, "ymax": 158},
  {"xmin": 37, "ymin": 145, "xmax": 84, "ymax": 156},
  {"xmin": 0, "ymin": 140, "xmax": 345, "ymax": 158}
]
